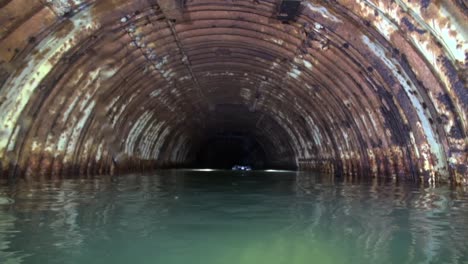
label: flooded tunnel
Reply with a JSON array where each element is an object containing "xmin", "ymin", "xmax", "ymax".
[
  {"xmin": 1, "ymin": 1, "xmax": 468, "ymax": 263},
  {"xmin": 0, "ymin": 0, "xmax": 466, "ymax": 182}
]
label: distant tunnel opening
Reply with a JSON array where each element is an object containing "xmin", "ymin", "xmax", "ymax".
[
  {"xmin": 187, "ymin": 104, "xmax": 297, "ymax": 170},
  {"xmin": 0, "ymin": 0, "xmax": 466, "ymax": 184},
  {"xmin": 193, "ymin": 132, "xmax": 268, "ymax": 170}
]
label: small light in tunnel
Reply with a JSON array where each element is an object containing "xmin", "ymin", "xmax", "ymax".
[
  {"xmin": 263, "ymin": 169, "xmax": 294, "ymax": 173},
  {"xmin": 190, "ymin": 169, "xmax": 217, "ymax": 172}
]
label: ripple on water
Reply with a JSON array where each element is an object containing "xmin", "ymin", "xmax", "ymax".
[{"xmin": 0, "ymin": 171, "xmax": 467, "ymax": 264}]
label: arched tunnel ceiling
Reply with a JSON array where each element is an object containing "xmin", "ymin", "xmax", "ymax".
[{"xmin": 0, "ymin": 0, "xmax": 466, "ymax": 183}]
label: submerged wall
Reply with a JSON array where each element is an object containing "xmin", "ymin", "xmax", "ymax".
[{"xmin": 0, "ymin": 0, "xmax": 466, "ymax": 183}]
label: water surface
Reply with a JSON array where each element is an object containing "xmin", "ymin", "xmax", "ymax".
[{"xmin": 0, "ymin": 170, "xmax": 467, "ymax": 264}]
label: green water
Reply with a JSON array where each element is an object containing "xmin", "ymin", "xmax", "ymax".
[{"xmin": 0, "ymin": 170, "xmax": 467, "ymax": 264}]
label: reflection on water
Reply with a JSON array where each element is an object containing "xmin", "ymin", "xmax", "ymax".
[{"xmin": 0, "ymin": 170, "xmax": 467, "ymax": 264}]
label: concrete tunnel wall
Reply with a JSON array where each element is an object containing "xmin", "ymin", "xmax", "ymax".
[{"xmin": 0, "ymin": 0, "xmax": 466, "ymax": 183}]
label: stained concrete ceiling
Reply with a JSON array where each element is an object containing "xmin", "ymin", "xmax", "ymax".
[{"xmin": 0, "ymin": 0, "xmax": 466, "ymax": 183}]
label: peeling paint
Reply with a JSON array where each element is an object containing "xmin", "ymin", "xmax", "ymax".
[
  {"xmin": 306, "ymin": 3, "xmax": 341, "ymax": 23},
  {"xmin": 288, "ymin": 68, "xmax": 301, "ymax": 79},
  {"xmin": 362, "ymin": 35, "xmax": 448, "ymax": 178},
  {"xmin": 0, "ymin": 8, "xmax": 98, "ymax": 158}
]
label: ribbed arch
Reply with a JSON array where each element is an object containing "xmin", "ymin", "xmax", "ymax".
[{"xmin": 0, "ymin": 0, "xmax": 465, "ymax": 183}]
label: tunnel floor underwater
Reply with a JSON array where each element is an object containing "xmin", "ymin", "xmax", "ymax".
[{"xmin": 1, "ymin": 170, "xmax": 468, "ymax": 264}]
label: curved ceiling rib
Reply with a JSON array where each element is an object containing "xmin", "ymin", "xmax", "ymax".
[{"xmin": 0, "ymin": 0, "xmax": 466, "ymax": 184}]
